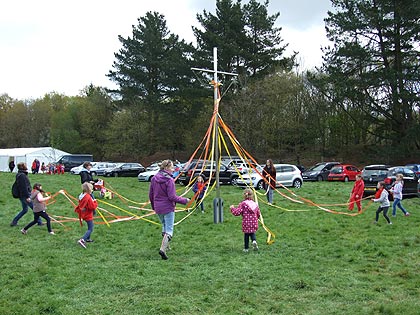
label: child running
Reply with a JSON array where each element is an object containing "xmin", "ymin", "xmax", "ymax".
[
  {"xmin": 192, "ymin": 175, "xmax": 207, "ymax": 213},
  {"xmin": 390, "ymin": 173, "xmax": 410, "ymax": 217},
  {"xmin": 348, "ymin": 174, "xmax": 364, "ymax": 213},
  {"xmin": 74, "ymin": 182, "xmax": 98, "ymax": 249},
  {"xmin": 372, "ymin": 181, "xmax": 392, "ymax": 225},
  {"xmin": 21, "ymin": 183, "xmax": 54, "ymax": 235},
  {"xmin": 230, "ymin": 188, "xmax": 261, "ymax": 252}
]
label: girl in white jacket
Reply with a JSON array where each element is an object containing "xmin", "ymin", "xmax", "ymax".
[{"xmin": 372, "ymin": 181, "xmax": 392, "ymax": 225}]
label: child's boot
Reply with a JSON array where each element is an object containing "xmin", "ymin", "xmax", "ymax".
[{"xmin": 159, "ymin": 233, "xmax": 171, "ymax": 260}]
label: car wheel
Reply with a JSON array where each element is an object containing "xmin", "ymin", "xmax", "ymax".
[
  {"xmin": 344, "ymin": 176, "xmax": 349, "ymax": 182},
  {"xmin": 257, "ymin": 180, "xmax": 264, "ymax": 190},
  {"xmin": 91, "ymin": 171, "xmax": 97, "ymax": 176},
  {"xmin": 114, "ymin": 172, "xmax": 118, "ymax": 177},
  {"xmin": 231, "ymin": 176, "xmax": 239, "ymax": 186},
  {"xmin": 317, "ymin": 175, "xmax": 323, "ymax": 181},
  {"xmin": 148, "ymin": 175, "xmax": 154, "ymax": 182},
  {"xmin": 293, "ymin": 179, "xmax": 302, "ymax": 189}
]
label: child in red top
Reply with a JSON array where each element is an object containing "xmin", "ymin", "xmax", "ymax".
[
  {"xmin": 74, "ymin": 182, "xmax": 98, "ymax": 248},
  {"xmin": 348, "ymin": 174, "xmax": 364, "ymax": 212},
  {"xmin": 192, "ymin": 175, "xmax": 207, "ymax": 213},
  {"xmin": 230, "ymin": 188, "xmax": 261, "ymax": 252}
]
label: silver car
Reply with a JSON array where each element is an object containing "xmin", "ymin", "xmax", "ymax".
[{"xmin": 236, "ymin": 164, "xmax": 303, "ymax": 189}]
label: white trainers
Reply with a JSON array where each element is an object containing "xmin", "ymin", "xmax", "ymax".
[
  {"xmin": 78, "ymin": 239, "xmax": 86, "ymax": 249},
  {"xmin": 21, "ymin": 229, "xmax": 27, "ymax": 235},
  {"xmin": 49, "ymin": 231, "xmax": 55, "ymax": 235},
  {"xmin": 243, "ymin": 249, "xmax": 249, "ymax": 253},
  {"xmin": 252, "ymin": 240, "xmax": 259, "ymax": 251}
]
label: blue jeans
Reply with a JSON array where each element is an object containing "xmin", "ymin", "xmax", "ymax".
[
  {"xmin": 392, "ymin": 198, "xmax": 407, "ymax": 216},
  {"xmin": 12, "ymin": 198, "xmax": 42, "ymax": 225},
  {"xmin": 244, "ymin": 233, "xmax": 257, "ymax": 249},
  {"xmin": 82, "ymin": 220, "xmax": 94, "ymax": 241},
  {"xmin": 267, "ymin": 187, "xmax": 274, "ymax": 203},
  {"xmin": 157, "ymin": 212, "xmax": 175, "ymax": 237}
]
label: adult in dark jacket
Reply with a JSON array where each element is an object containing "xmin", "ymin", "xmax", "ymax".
[
  {"xmin": 79, "ymin": 161, "xmax": 97, "ymax": 185},
  {"xmin": 149, "ymin": 160, "xmax": 189, "ymax": 260},
  {"xmin": 262, "ymin": 159, "xmax": 276, "ymax": 204},
  {"xmin": 10, "ymin": 163, "xmax": 42, "ymax": 226}
]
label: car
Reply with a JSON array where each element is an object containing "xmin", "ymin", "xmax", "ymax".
[
  {"xmin": 70, "ymin": 162, "xmax": 93, "ymax": 175},
  {"xmin": 138, "ymin": 169, "xmax": 159, "ymax": 182},
  {"xmin": 328, "ymin": 164, "xmax": 361, "ymax": 182},
  {"xmin": 145, "ymin": 161, "xmax": 162, "ymax": 171},
  {"xmin": 362, "ymin": 165, "xmax": 418, "ymax": 197},
  {"xmin": 302, "ymin": 162, "xmax": 341, "ymax": 181},
  {"xmin": 227, "ymin": 161, "xmax": 259, "ymax": 173},
  {"xmin": 104, "ymin": 163, "xmax": 145, "ymax": 177},
  {"xmin": 405, "ymin": 164, "xmax": 420, "ymax": 176},
  {"xmin": 178, "ymin": 160, "xmax": 244, "ymax": 185},
  {"xmin": 90, "ymin": 162, "xmax": 117, "ymax": 176},
  {"xmin": 56, "ymin": 154, "xmax": 93, "ymax": 172},
  {"xmin": 236, "ymin": 164, "xmax": 303, "ymax": 189}
]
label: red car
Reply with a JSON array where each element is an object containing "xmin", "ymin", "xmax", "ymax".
[{"xmin": 328, "ymin": 164, "xmax": 361, "ymax": 182}]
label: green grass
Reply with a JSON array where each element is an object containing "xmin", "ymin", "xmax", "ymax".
[{"xmin": 1, "ymin": 173, "xmax": 419, "ymax": 315}]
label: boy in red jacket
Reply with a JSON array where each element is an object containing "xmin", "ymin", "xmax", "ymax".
[
  {"xmin": 348, "ymin": 174, "xmax": 364, "ymax": 213},
  {"xmin": 74, "ymin": 182, "xmax": 98, "ymax": 248}
]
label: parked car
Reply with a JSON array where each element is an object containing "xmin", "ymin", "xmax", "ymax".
[
  {"xmin": 56, "ymin": 154, "xmax": 93, "ymax": 172},
  {"xmin": 362, "ymin": 165, "xmax": 418, "ymax": 197},
  {"xmin": 327, "ymin": 165, "xmax": 361, "ymax": 182},
  {"xmin": 90, "ymin": 162, "xmax": 117, "ymax": 176},
  {"xmin": 302, "ymin": 162, "xmax": 341, "ymax": 181},
  {"xmin": 104, "ymin": 163, "xmax": 145, "ymax": 177},
  {"xmin": 405, "ymin": 164, "xmax": 420, "ymax": 176},
  {"xmin": 178, "ymin": 160, "xmax": 244, "ymax": 185},
  {"xmin": 146, "ymin": 161, "xmax": 162, "ymax": 171},
  {"xmin": 70, "ymin": 163, "xmax": 92, "ymax": 175},
  {"xmin": 138, "ymin": 169, "xmax": 159, "ymax": 182},
  {"xmin": 236, "ymin": 164, "xmax": 303, "ymax": 189}
]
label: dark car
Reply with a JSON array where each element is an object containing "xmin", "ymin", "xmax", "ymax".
[
  {"xmin": 104, "ymin": 163, "xmax": 145, "ymax": 177},
  {"xmin": 178, "ymin": 160, "xmax": 243, "ymax": 185},
  {"xmin": 405, "ymin": 164, "xmax": 420, "ymax": 176},
  {"xmin": 302, "ymin": 162, "xmax": 341, "ymax": 181},
  {"xmin": 362, "ymin": 165, "xmax": 418, "ymax": 197}
]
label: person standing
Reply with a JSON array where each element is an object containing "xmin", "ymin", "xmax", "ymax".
[
  {"xmin": 372, "ymin": 181, "xmax": 392, "ymax": 225},
  {"xmin": 348, "ymin": 174, "xmax": 365, "ymax": 213},
  {"xmin": 262, "ymin": 159, "xmax": 276, "ymax": 204},
  {"xmin": 192, "ymin": 175, "xmax": 207, "ymax": 213},
  {"xmin": 21, "ymin": 183, "xmax": 54, "ymax": 235},
  {"xmin": 10, "ymin": 163, "xmax": 42, "ymax": 226},
  {"xmin": 230, "ymin": 188, "xmax": 261, "ymax": 252},
  {"xmin": 390, "ymin": 174, "xmax": 410, "ymax": 217},
  {"xmin": 9, "ymin": 160, "xmax": 15, "ymax": 172},
  {"xmin": 149, "ymin": 160, "xmax": 189, "ymax": 260}
]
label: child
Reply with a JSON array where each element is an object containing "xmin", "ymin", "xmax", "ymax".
[
  {"xmin": 372, "ymin": 181, "xmax": 392, "ymax": 225},
  {"xmin": 390, "ymin": 174, "xmax": 410, "ymax": 217},
  {"xmin": 74, "ymin": 182, "xmax": 98, "ymax": 249},
  {"xmin": 192, "ymin": 176, "xmax": 207, "ymax": 213},
  {"xmin": 230, "ymin": 188, "xmax": 261, "ymax": 252},
  {"xmin": 21, "ymin": 183, "xmax": 54, "ymax": 235},
  {"xmin": 348, "ymin": 174, "xmax": 364, "ymax": 213}
]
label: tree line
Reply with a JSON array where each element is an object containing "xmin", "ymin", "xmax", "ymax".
[{"xmin": 1, "ymin": 0, "xmax": 419, "ymax": 166}]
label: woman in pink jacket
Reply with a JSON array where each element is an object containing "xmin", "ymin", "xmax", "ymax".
[{"xmin": 230, "ymin": 188, "xmax": 261, "ymax": 252}]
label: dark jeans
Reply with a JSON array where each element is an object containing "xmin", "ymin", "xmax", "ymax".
[
  {"xmin": 375, "ymin": 206, "xmax": 391, "ymax": 223},
  {"xmin": 244, "ymin": 233, "xmax": 256, "ymax": 249},
  {"xmin": 24, "ymin": 211, "xmax": 52, "ymax": 233},
  {"xmin": 12, "ymin": 198, "xmax": 42, "ymax": 225},
  {"xmin": 195, "ymin": 198, "xmax": 204, "ymax": 211},
  {"xmin": 82, "ymin": 220, "xmax": 94, "ymax": 241}
]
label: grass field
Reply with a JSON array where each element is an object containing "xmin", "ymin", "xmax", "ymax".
[{"xmin": 0, "ymin": 172, "xmax": 419, "ymax": 315}]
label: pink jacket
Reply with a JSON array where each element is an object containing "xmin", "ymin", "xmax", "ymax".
[{"xmin": 231, "ymin": 199, "xmax": 261, "ymax": 233}]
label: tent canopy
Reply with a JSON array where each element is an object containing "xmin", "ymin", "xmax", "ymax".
[{"xmin": 0, "ymin": 147, "xmax": 70, "ymax": 172}]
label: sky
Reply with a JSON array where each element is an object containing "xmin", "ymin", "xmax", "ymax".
[{"xmin": 0, "ymin": 0, "xmax": 333, "ymax": 100}]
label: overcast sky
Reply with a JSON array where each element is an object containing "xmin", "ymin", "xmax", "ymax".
[{"xmin": 0, "ymin": 0, "xmax": 333, "ymax": 100}]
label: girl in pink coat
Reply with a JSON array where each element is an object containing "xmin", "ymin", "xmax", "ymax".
[{"xmin": 230, "ymin": 188, "xmax": 261, "ymax": 252}]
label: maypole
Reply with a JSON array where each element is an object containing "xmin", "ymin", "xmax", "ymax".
[{"xmin": 191, "ymin": 47, "xmax": 238, "ymax": 223}]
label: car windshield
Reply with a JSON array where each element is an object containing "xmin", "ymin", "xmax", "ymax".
[
  {"xmin": 308, "ymin": 164, "xmax": 325, "ymax": 171},
  {"xmin": 330, "ymin": 167, "xmax": 343, "ymax": 174},
  {"xmin": 362, "ymin": 169, "xmax": 388, "ymax": 177}
]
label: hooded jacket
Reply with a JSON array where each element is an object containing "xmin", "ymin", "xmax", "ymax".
[
  {"xmin": 80, "ymin": 168, "xmax": 94, "ymax": 184},
  {"xmin": 149, "ymin": 170, "xmax": 188, "ymax": 215},
  {"xmin": 231, "ymin": 199, "xmax": 261, "ymax": 233},
  {"xmin": 74, "ymin": 193, "xmax": 98, "ymax": 223},
  {"xmin": 16, "ymin": 170, "xmax": 31, "ymax": 199}
]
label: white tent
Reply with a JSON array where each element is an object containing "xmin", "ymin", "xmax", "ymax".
[{"xmin": 0, "ymin": 147, "xmax": 70, "ymax": 172}]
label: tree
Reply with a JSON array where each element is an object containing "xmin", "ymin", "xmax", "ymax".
[
  {"xmin": 318, "ymin": 0, "xmax": 420, "ymax": 157},
  {"xmin": 108, "ymin": 11, "xmax": 197, "ymax": 155}
]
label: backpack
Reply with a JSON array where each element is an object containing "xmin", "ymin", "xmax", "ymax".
[{"xmin": 11, "ymin": 181, "xmax": 19, "ymax": 198}]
